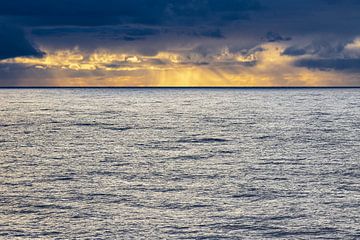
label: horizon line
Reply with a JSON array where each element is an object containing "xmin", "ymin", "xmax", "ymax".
[{"xmin": 0, "ymin": 86, "xmax": 359, "ymax": 89}]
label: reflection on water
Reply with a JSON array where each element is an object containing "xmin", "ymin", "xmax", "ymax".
[{"xmin": 0, "ymin": 88, "xmax": 359, "ymax": 239}]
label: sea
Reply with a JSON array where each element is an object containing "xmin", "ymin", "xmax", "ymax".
[{"xmin": 0, "ymin": 88, "xmax": 359, "ymax": 239}]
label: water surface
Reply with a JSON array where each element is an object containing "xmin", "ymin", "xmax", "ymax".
[{"xmin": 0, "ymin": 88, "xmax": 359, "ymax": 239}]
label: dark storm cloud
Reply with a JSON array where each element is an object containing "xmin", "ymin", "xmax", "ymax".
[
  {"xmin": 191, "ymin": 29, "xmax": 224, "ymax": 39},
  {"xmin": 282, "ymin": 47, "xmax": 307, "ymax": 56},
  {"xmin": 31, "ymin": 26, "xmax": 223, "ymax": 41},
  {"xmin": 0, "ymin": 0, "xmax": 261, "ymax": 26},
  {"xmin": 295, "ymin": 58, "xmax": 360, "ymax": 72},
  {"xmin": 0, "ymin": 63, "xmax": 50, "ymax": 85},
  {"xmin": 0, "ymin": 25, "xmax": 43, "ymax": 59},
  {"xmin": 285, "ymin": 39, "xmax": 360, "ymax": 73},
  {"xmin": 2, "ymin": 0, "xmax": 354, "ymax": 32},
  {"xmin": 2, "ymin": 0, "xmax": 360, "ymax": 55},
  {"xmin": 1, "ymin": 0, "xmax": 360, "ymax": 86},
  {"xmin": 1, "ymin": 0, "xmax": 360, "ymax": 36},
  {"xmin": 0, "ymin": 0, "xmax": 166, "ymax": 25},
  {"xmin": 282, "ymin": 41, "xmax": 346, "ymax": 57},
  {"xmin": 252, "ymin": 0, "xmax": 360, "ymax": 38},
  {"xmin": 32, "ymin": 26, "xmax": 160, "ymax": 40},
  {"xmin": 0, "ymin": 61, "xmax": 149, "ymax": 86},
  {"xmin": 265, "ymin": 32, "xmax": 291, "ymax": 42}
]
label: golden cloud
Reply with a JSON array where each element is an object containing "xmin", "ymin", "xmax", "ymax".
[{"xmin": 0, "ymin": 43, "xmax": 353, "ymax": 86}]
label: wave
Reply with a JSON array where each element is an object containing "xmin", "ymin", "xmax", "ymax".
[{"xmin": 177, "ymin": 137, "xmax": 229, "ymax": 143}]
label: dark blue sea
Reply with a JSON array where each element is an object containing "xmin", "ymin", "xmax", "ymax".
[{"xmin": 0, "ymin": 88, "xmax": 359, "ymax": 239}]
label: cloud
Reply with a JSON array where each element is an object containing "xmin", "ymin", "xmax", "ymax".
[
  {"xmin": 1, "ymin": 1, "xmax": 360, "ymax": 86},
  {"xmin": 32, "ymin": 26, "xmax": 161, "ymax": 42},
  {"xmin": 0, "ymin": 0, "xmax": 262, "ymax": 27},
  {"xmin": 0, "ymin": 25, "xmax": 43, "ymax": 59},
  {"xmin": 0, "ymin": 62, "xmax": 52, "ymax": 85},
  {"xmin": 282, "ymin": 46, "xmax": 307, "ymax": 56},
  {"xmin": 282, "ymin": 41, "xmax": 346, "ymax": 57},
  {"xmin": 31, "ymin": 26, "xmax": 225, "ymax": 42},
  {"xmin": 3, "ymin": 42, "xmax": 355, "ymax": 87},
  {"xmin": 196, "ymin": 29, "xmax": 224, "ymax": 39},
  {"xmin": 265, "ymin": 32, "xmax": 292, "ymax": 42},
  {"xmin": 3, "ymin": 46, "xmax": 260, "ymax": 73},
  {"xmin": 295, "ymin": 58, "xmax": 360, "ymax": 72}
]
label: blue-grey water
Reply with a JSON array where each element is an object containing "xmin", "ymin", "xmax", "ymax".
[{"xmin": 0, "ymin": 88, "xmax": 359, "ymax": 239}]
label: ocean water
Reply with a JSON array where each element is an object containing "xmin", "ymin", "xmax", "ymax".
[{"xmin": 0, "ymin": 88, "xmax": 359, "ymax": 239}]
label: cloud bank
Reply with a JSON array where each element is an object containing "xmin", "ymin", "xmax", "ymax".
[{"xmin": 0, "ymin": 0, "xmax": 360, "ymax": 86}]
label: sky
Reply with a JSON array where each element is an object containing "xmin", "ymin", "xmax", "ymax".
[{"xmin": 1, "ymin": 0, "xmax": 360, "ymax": 86}]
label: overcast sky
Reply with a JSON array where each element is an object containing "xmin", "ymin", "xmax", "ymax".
[{"xmin": 1, "ymin": 0, "xmax": 360, "ymax": 86}]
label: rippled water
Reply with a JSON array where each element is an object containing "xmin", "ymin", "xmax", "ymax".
[{"xmin": 0, "ymin": 88, "xmax": 359, "ymax": 239}]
